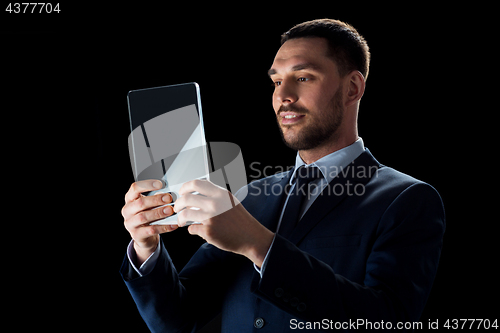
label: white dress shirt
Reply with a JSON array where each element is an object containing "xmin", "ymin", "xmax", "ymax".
[{"xmin": 127, "ymin": 138, "xmax": 365, "ymax": 277}]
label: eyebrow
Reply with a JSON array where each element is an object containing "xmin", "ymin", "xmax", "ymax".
[{"xmin": 267, "ymin": 62, "xmax": 321, "ymax": 77}]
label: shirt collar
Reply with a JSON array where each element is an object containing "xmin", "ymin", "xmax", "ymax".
[{"xmin": 289, "ymin": 137, "xmax": 365, "ymax": 185}]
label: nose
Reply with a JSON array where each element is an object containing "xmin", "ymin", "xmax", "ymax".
[{"xmin": 274, "ymin": 81, "xmax": 298, "ymax": 106}]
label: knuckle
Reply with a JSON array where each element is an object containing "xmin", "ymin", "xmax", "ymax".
[
  {"xmin": 124, "ymin": 218, "xmax": 135, "ymax": 233},
  {"xmin": 153, "ymin": 207, "xmax": 163, "ymax": 220},
  {"xmin": 144, "ymin": 226, "xmax": 153, "ymax": 235},
  {"xmin": 123, "ymin": 218, "xmax": 130, "ymax": 231},
  {"xmin": 178, "ymin": 210, "xmax": 191, "ymax": 227},
  {"xmin": 177, "ymin": 209, "xmax": 187, "ymax": 222},
  {"xmin": 173, "ymin": 195, "xmax": 182, "ymax": 207},
  {"xmin": 121, "ymin": 205, "xmax": 127, "ymax": 218},
  {"xmin": 135, "ymin": 197, "xmax": 146, "ymax": 210},
  {"xmin": 137, "ymin": 212, "xmax": 147, "ymax": 224},
  {"xmin": 208, "ymin": 199, "xmax": 218, "ymax": 213},
  {"xmin": 145, "ymin": 226, "xmax": 157, "ymax": 236},
  {"xmin": 125, "ymin": 183, "xmax": 139, "ymax": 202}
]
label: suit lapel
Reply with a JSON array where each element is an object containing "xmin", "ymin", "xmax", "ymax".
[
  {"xmin": 256, "ymin": 171, "xmax": 292, "ymax": 232},
  {"xmin": 288, "ymin": 149, "xmax": 381, "ymax": 245}
]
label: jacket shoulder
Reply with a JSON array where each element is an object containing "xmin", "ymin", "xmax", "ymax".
[
  {"xmin": 370, "ymin": 165, "xmax": 445, "ymax": 219},
  {"xmin": 372, "ymin": 165, "xmax": 434, "ymax": 194}
]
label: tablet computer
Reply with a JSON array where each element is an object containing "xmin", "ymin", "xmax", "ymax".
[{"xmin": 127, "ymin": 82, "xmax": 211, "ymax": 225}]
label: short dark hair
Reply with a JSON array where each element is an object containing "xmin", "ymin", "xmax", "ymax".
[{"xmin": 281, "ymin": 19, "xmax": 370, "ymax": 80}]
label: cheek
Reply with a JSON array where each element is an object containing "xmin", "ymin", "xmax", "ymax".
[
  {"xmin": 311, "ymin": 87, "xmax": 337, "ymax": 113},
  {"xmin": 298, "ymin": 89, "xmax": 323, "ymax": 114},
  {"xmin": 272, "ymin": 93, "xmax": 280, "ymax": 113}
]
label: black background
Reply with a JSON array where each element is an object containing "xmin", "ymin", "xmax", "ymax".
[{"xmin": 2, "ymin": 3, "xmax": 497, "ymax": 332}]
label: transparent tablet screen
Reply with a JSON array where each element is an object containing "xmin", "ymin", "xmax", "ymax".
[{"xmin": 127, "ymin": 83, "xmax": 210, "ymax": 199}]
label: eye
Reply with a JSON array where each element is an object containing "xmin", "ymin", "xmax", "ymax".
[
  {"xmin": 272, "ymin": 81, "xmax": 282, "ymax": 87},
  {"xmin": 297, "ymin": 77, "xmax": 310, "ymax": 82}
]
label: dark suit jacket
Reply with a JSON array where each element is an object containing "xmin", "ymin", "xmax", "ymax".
[{"xmin": 121, "ymin": 149, "xmax": 445, "ymax": 332}]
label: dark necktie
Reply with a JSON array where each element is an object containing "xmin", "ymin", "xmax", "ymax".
[{"xmin": 278, "ymin": 166, "xmax": 321, "ymax": 239}]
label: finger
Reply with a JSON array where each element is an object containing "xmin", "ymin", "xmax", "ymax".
[
  {"xmin": 179, "ymin": 179, "xmax": 218, "ymax": 197},
  {"xmin": 126, "ymin": 205, "xmax": 175, "ymax": 229},
  {"xmin": 177, "ymin": 207, "xmax": 206, "ymax": 227},
  {"xmin": 122, "ymin": 193, "xmax": 172, "ymax": 220},
  {"xmin": 134, "ymin": 223, "xmax": 179, "ymax": 240},
  {"xmin": 125, "ymin": 180, "xmax": 164, "ymax": 203},
  {"xmin": 147, "ymin": 223, "xmax": 179, "ymax": 233},
  {"xmin": 173, "ymin": 192, "xmax": 210, "ymax": 214},
  {"xmin": 187, "ymin": 223, "xmax": 203, "ymax": 236}
]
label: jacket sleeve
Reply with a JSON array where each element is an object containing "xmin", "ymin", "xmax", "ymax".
[
  {"xmin": 120, "ymin": 240, "xmax": 238, "ymax": 333},
  {"xmin": 251, "ymin": 182, "xmax": 445, "ymax": 327}
]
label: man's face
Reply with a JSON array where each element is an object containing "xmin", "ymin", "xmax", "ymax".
[{"xmin": 269, "ymin": 37, "xmax": 344, "ymax": 151}]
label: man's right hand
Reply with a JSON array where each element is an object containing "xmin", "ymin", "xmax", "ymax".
[{"xmin": 122, "ymin": 180, "xmax": 178, "ymax": 265}]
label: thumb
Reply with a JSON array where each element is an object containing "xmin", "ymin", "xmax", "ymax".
[{"xmin": 187, "ymin": 223, "xmax": 203, "ymax": 236}]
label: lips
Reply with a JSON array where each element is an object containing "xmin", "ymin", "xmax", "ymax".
[{"xmin": 279, "ymin": 112, "xmax": 305, "ymax": 125}]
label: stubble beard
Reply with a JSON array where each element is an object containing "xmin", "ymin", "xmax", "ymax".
[{"xmin": 276, "ymin": 87, "xmax": 344, "ymax": 151}]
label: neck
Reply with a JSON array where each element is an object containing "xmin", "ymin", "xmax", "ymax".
[{"xmin": 299, "ymin": 133, "xmax": 358, "ymax": 165}]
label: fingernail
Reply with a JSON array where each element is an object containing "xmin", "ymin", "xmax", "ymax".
[
  {"xmin": 153, "ymin": 181, "xmax": 162, "ymax": 189},
  {"xmin": 162, "ymin": 194, "xmax": 172, "ymax": 203},
  {"xmin": 163, "ymin": 206, "xmax": 172, "ymax": 215}
]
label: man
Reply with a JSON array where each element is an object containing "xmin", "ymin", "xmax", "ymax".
[{"xmin": 121, "ymin": 19, "xmax": 445, "ymax": 332}]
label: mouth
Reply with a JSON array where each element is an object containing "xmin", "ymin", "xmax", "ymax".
[{"xmin": 279, "ymin": 112, "xmax": 306, "ymax": 125}]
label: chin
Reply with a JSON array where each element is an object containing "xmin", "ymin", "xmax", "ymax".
[
  {"xmin": 282, "ymin": 131, "xmax": 307, "ymax": 151},
  {"xmin": 281, "ymin": 128, "xmax": 300, "ymax": 145}
]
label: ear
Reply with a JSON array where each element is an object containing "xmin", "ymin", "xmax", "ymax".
[{"xmin": 344, "ymin": 70, "xmax": 365, "ymax": 107}]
